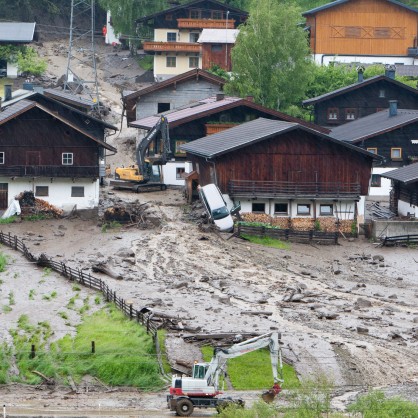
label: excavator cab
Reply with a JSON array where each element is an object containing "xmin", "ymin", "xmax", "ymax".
[{"xmin": 192, "ymin": 363, "xmax": 209, "ymax": 379}]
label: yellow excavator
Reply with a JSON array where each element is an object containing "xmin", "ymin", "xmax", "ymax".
[{"xmin": 111, "ymin": 115, "xmax": 172, "ymax": 192}]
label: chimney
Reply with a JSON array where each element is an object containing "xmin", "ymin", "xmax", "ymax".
[
  {"xmin": 246, "ymin": 95, "xmax": 254, "ymax": 102},
  {"xmin": 356, "ymin": 65, "xmax": 365, "ymax": 83},
  {"xmin": 216, "ymin": 93, "xmax": 225, "ymax": 101},
  {"xmin": 389, "ymin": 100, "xmax": 398, "ymax": 116},
  {"xmin": 385, "ymin": 64, "xmax": 396, "ymax": 79},
  {"xmin": 4, "ymin": 85, "xmax": 12, "ymax": 101}
]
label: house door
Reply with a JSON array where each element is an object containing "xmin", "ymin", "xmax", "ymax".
[{"xmin": 0, "ymin": 183, "xmax": 8, "ymax": 210}]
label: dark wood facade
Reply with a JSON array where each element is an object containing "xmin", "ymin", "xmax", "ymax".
[
  {"xmin": 392, "ymin": 181, "xmax": 418, "ymax": 210},
  {"xmin": 0, "ymin": 107, "xmax": 100, "ymax": 178},
  {"xmin": 307, "ymin": 79, "xmax": 418, "ymax": 127},
  {"xmin": 304, "ymin": 0, "xmax": 418, "ymax": 57},
  {"xmin": 187, "ymin": 129, "xmax": 372, "ymax": 198}
]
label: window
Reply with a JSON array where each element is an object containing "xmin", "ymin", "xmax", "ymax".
[
  {"xmin": 167, "ymin": 32, "xmax": 177, "ymax": 42},
  {"xmin": 211, "ymin": 44, "xmax": 222, "ymax": 52},
  {"xmin": 374, "ymin": 27, "xmax": 391, "ymax": 38},
  {"xmin": 379, "ymin": 89, "xmax": 385, "ymax": 98},
  {"xmin": 274, "ymin": 203, "xmax": 288, "ymax": 215},
  {"xmin": 35, "ymin": 186, "xmax": 49, "ymax": 197},
  {"xmin": 158, "ymin": 102, "xmax": 170, "ymax": 113},
  {"xmin": 371, "ymin": 174, "xmax": 381, "ymax": 187},
  {"xmin": 367, "ymin": 147, "xmax": 378, "ymax": 154},
  {"xmin": 297, "ymin": 204, "xmax": 311, "ymax": 215},
  {"xmin": 252, "ymin": 202, "xmax": 265, "ymax": 213},
  {"xmin": 320, "ymin": 204, "xmax": 333, "ymax": 216},
  {"xmin": 190, "ymin": 9, "xmax": 201, "ymax": 19},
  {"xmin": 327, "ymin": 108, "xmax": 338, "ymax": 121},
  {"xmin": 189, "ymin": 55, "xmax": 199, "ymax": 68},
  {"xmin": 345, "ymin": 108, "xmax": 357, "ymax": 120},
  {"xmin": 189, "ymin": 32, "xmax": 200, "ymax": 43},
  {"xmin": 0, "ymin": 152, "xmax": 4, "ymax": 164},
  {"xmin": 62, "ymin": 153, "xmax": 73, "ymax": 165},
  {"xmin": 391, "ymin": 148, "xmax": 402, "ymax": 159},
  {"xmin": 176, "ymin": 167, "xmax": 186, "ymax": 179},
  {"xmin": 71, "ymin": 186, "xmax": 84, "ymax": 197},
  {"xmin": 166, "ymin": 56, "xmax": 176, "ymax": 68},
  {"xmin": 345, "ymin": 26, "xmax": 361, "ymax": 38},
  {"xmin": 175, "ymin": 140, "xmax": 187, "ymax": 156},
  {"xmin": 211, "ymin": 10, "xmax": 223, "ymax": 19}
]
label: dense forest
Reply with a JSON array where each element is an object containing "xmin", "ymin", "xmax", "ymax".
[{"xmin": 1, "ymin": 0, "xmax": 418, "ymax": 40}]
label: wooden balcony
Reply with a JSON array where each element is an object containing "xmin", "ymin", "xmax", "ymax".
[
  {"xmin": 177, "ymin": 18, "xmax": 235, "ymax": 29},
  {"xmin": 228, "ymin": 180, "xmax": 361, "ymax": 199},
  {"xmin": 0, "ymin": 165, "xmax": 98, "ymax": 178},
  {"xmin": 143, "ymin": 41, "xmax": 201, "ymax": 53}
]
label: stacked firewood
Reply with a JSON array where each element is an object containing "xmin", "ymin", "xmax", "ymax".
[
  {"xmin": 17, "ymin": 191, "xmax": 63, "ymax": 218},
  {"xmin": 241, "ymin": 213, "xmax": 272, "ymax": 223},
  {"xmin": 291, "ymin": 217, "xmax": 315, "ymax": 231}
]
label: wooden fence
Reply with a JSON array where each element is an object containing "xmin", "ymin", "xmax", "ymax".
[
  {"xmin": 0, "ymin": 231, "xmax": 168, "ymax": 378},
  {"xmin": 237, "ymin": 224, "xmax": 339, "ymax": 245},
  {"xmin": 380, "ymin": 234, "xmax": 418, "ymax": 246}
]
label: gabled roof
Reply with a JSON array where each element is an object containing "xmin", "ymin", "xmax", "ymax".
[
  {"xmin": 0, "ymin": 22, "xmax": 36, "ymax": 42},
  {"xmin": 130, "ymin": 95, "xmax": 330, "ymax": 133},
  {"xmin": 122, "ymin": 69, "xmax": 226, "ymax": 102},
  {"xmin": 181, "ymin": 117, "xmax": 378, "ymax": 159},
  {"xmin": 198, "ymin": 29, "xmax": 239, "ymax": 44},
  {"xmin": 303, "ymin": 0, "xmax": 418, "ymax": 16},
  {"xmin": 381, "ymin": 162, "xmax": 418, "ymax": 184},
  {"xmin": 331, "ymin": 109, "xmax": 418, "ymax": 143},
  {"xmin": 303, "ymin": 75, "xmax": 418, "ymax": 106},
  {"xmin": 136, "ymin": 0, "xmax": 247, "ymax": 24},
  {"xmin": 0, "ymin": 100, "xmax": 116, "ymax": 152}
]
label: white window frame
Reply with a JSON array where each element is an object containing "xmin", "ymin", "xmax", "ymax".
[
  {"xmin": 297, "ymin": 204, "xmax": 311, "ymax": 215},
  {"xmin": 166, "ymin": 56, "xmax": 177, "ymax": 68},
  {"xmin": 167, "ymin": 32, "xmax": 177, "ymax": 42},
  {"xmin": 274, "ymin": 203, "xmax": 288, "ymax": 215},
  {"xmin": 0, "ymin": 152, "xmax": 4, "ymax": 164},
  {"xmin": 319, "ymin": 204, "xmax": 333, "ymax": 216},
  {"xmin": 62, "ymin": 153, "xmax": 73, "ymax": 165}
]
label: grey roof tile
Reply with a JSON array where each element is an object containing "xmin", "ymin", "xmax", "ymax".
[
  {"xmin": 0, "ymin": 22, "xmax": 36, "ymax": 42},
  {"xmin": 381, "ymin": 162, "xmax": 418, "ymax": 184}
]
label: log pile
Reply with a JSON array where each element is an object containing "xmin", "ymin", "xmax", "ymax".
[
  {"xmin": 17, "ymin": 191, "xmax": 63, "ymax": 218},
  {"xmin": 317, "ymin": 217, "xmax": 338, "ymax": 232},
  {"xmin": 291, "ymin": 217, "xmax": 314, "ymax": 231},
  {"xmin": 271, "ymin": 217, "xmax": 291, "ymax": 229},
  {"xmin": 103, "ymin": 201, "xmax": 161, "ymax": 228},
  {"xmin": 241, "ymin": 213, "xmax": 271, "ymax": 223}
]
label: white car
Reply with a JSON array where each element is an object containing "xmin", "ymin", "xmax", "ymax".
[{"xmin": 199, "ymin": 184, "xmax": 234, "ymax": 232}]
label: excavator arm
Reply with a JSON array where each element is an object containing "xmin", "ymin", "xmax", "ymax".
[
  {"xmin": 135, "ymin": 115, "xmax": 172, "ymax": 183},
  {"xmin": 204, "ymin": 332, "xmax": 283, "ymax": 394}
]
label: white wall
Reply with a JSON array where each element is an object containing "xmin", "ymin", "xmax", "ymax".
[
  {"xmin": 314, "ymin": 54, "xmax": 418, "ymax": 66},
  {"xmin": 4, "ymin": 178, "xmax": 99, "ymax": 211},
  {"xmin": 235, "ymin": 198, "xmax": 356, "ymax": 220},
  {"xmin": 369, "ymin": 167, "xmax": 397, "ymax": 196},
  {"xmin": 398, "ymin": 199, "xmax": 418, "ymax": 217},
  {"xmin": 162, "ymin": 161, "xmax": 187, "ymax": 186},
  {"xmin": 154, "ymin": 54, "xmax": 201, "ymax": 80},
  {"xmin": 7, "ymin": 62, "xmax": 18, "ymax": 78},
  {"xmin": 105, "ymin": 11, "xmax": 121, "ymax": 45}
]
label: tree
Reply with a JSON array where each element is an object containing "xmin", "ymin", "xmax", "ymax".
[
  {"xmin": 226, "ymin": 0, "xmax": 313, "ymax": 110},
  {"xmin": 17, "ymin": 47, "xmax": 47, "ymax": 76}
]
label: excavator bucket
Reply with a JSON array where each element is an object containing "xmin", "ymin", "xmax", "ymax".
[{"xmin": 261, "ymin": 383, "xmax": 282, "ymax": 403}]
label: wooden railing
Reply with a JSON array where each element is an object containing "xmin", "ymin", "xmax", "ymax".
[
  {"xmin": 143, "ymin": 41, "xmax": 201, "ymax": 53},
  {"xmin": 177, "ymin": 18, "xmax": 235, "ymax": 29},
  {"xmin": 0, "ymin": 165, "xmax": 98, "ymax": 178},
  {"xmin": 228, "ymin": 180, "xmax": 361, "ymax": 198},
  {"xmin": 0, "ymin": 231, "xmax": 168, "ymax": 378},
  {"xmin": 237, "ymin": 224, "xmax": 339, "ymax": 245}
]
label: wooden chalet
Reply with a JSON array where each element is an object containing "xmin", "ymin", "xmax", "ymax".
[
  {"xmin": 181, "ymin": 117, "xmax": 377, "ymax": 228},
  {"xmin": 303, "ymin": 68, "xmax": 418, "ymax": 127},
  {"xmin": 382, "ymin": 163, "xmax": 418, "ymax": 217},
  {"xmin": 303, "ymin": 0, "xmax": 418, "ymax": 65},
  {"xmin": 129, "ymin": 94, "xmax": 329, "ymax": 186},
  {"xmin": 331, "ymin": 102, "xmax": 418, "ymax": 200},
  {"xmin": 0, "ymin": 95, "xmax": 117, "ymax": 213},
  {"xmin": 136, "ymin": 0, "xmax": 247, "ymax": 80},
  {"xmin": 122, "ymin": 69, "xmax": 226, "ymax": 123}
]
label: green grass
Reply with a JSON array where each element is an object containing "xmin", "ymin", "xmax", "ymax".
[
  {"xmin": 0, "ymin": 343, "xmax": 11, "ymax": 384},
  {"xmin": 0, "ymin": 251, "xmax": 9, "ymax": 272},
  {"xmin": 0, "ymin": 216, "xmax": 17, "ymax": 224},
  {"xmin": 101, "ymin": 221, "xmax": 122, "ymax": 233},
  {"xmin": 2, "ymin": 305, "xmax": 12, "ymax": 313},
  {"xmin": 23, "ymin": 214, "xmax": 47, "ymax": 221},
  {"xmin": 241, "ymin": 234, "xmax": 291, "ymax": 250},
  {"xmin": 28, "ymin": 289, "xmax": 36, "ymax": 300},
  {"xmin": 157, "ymin": 329, "xmax": 171, "ymax": 374},
  {"xmin": 201, "ymin": 346, "xmax": 300, "ymax": 390},
  {"xmin": 137, "ymin": 55, "xmax": 153, "ymax": 71}
]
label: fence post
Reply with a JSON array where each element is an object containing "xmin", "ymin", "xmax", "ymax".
[
  {"xmin": 309, "ymin": 230, "xmax": 313, "ymax": 242},
  {"xmin": 147, "ymin": 317, "xmax": 150, "ymax": 334},
  {"xmin": 113, "ymin": 291, "xmax": 116, "ymax": 303},
  {"xmin": 30, "ymin": 344, "xmax": 35, "ymax": 359},
  {"xmin": 136, "ymin": 310, "xmax": 140, "ymax": 323},
  {"xmin": 129, "ymin": 304, "xmax": 133, "ymax": 320},
  {"xmin": 91, "ymin": 341, "xmax": 95, "ymax": 354},
  {"xmin": 334, "ymin": 232, "xmax": 338, "ymax": 245}
]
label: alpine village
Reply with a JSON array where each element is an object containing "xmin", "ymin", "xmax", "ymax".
[{"xmin": 1, "ymin": 0, "xmax": 418, "ymax": 417}]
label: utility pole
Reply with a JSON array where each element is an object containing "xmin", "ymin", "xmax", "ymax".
[
  {"xmin": 64, "ymin": 0, "xmax": 100, "ymax": 114},
  {"xmin": 225, "ymin": 10, "xmax": 229, "ymax": 70}
]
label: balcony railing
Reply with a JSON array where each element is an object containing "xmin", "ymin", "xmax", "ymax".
[
  {"xmin": 228, "ymin": 180, "xmax": 361, "ymax": 198},
  {"xmin": 0, "ymin": 165, "xmax": 98, "ymax": 178},
  {"xmin": 177, "ymin": 18, "xmax": 235, "ymax": 29},
  {"xmin": 143, "ymin": 41, "xmax": 201, "ymax": 53}
]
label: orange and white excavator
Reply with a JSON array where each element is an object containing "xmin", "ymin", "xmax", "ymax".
[{"xmin": 167, "ymin": 331, "xmax": 283, "ymax": 416}]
